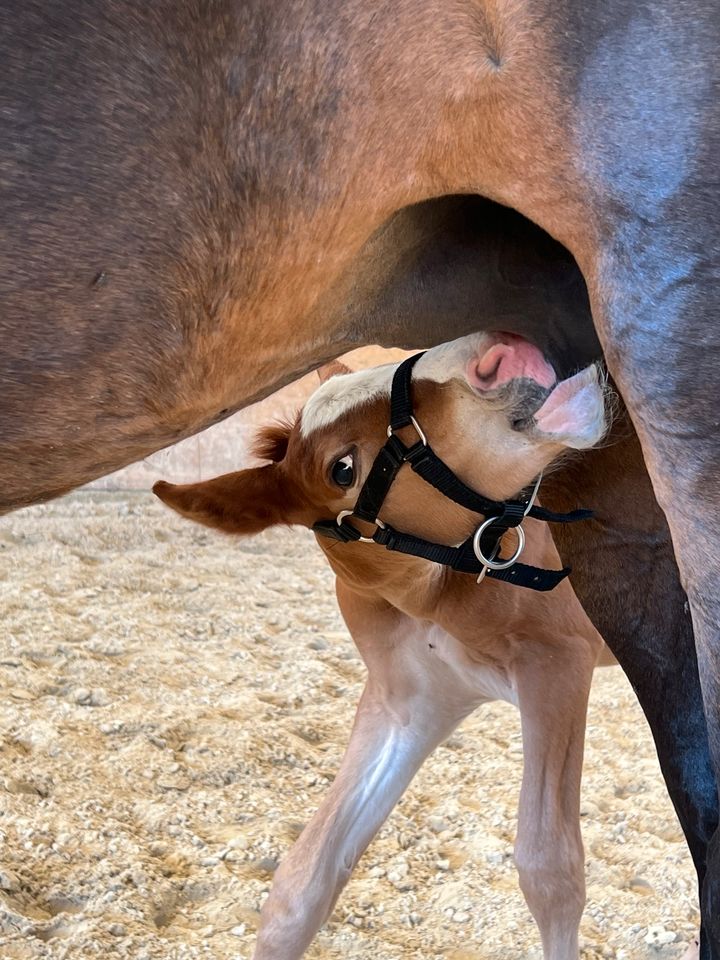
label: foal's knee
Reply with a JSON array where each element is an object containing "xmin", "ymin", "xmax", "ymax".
[{"xmin": 514, "ymin": 834, "xmax": 585, "ymax": 957}]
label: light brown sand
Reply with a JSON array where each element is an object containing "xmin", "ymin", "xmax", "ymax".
[{"xmin": 0, "ymin": 493, "xmax": 699, "ymax": 959}]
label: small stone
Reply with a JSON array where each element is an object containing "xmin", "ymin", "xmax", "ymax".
[
  {"xmin": 227, "ymin": 837, "xmax": 248, "ymax": 850},
  {"xmin": 453, "ymin": 911, "xmax": 470, "ymax": 923},
  {"xmin": 230, "ymin": 923, "xmax": 246, "ymax": 937},
  {"xmin": 157, "ymin": 776, "xmax": 191, "ymax": 792},
  {"xmin": 4, "ymin": 778, "xmax": 45, "ymax": 797},
  {"xmin": 627, "ymin": 876, "xmax": 654, "ymax": 896},
  {"xmin": 644, "ymin": 925, "xmax": 676, "ymax": 948},
  {"xmin": 88, "ymin": 688, "xmax": 110, "ymax": 707},
  {"xmin": 108, "ymin": 922, "xmax": 127, "ymax": 936},
  {"xmin": 427, "ymin": 816, "xmax": 450, "ymax": 834},
  {"xmin": 0, "ymin": 869, "xmax": 20, "ymax": 891},
  {"xmin": 8, "ymin": 688, "xmax": 37, "ymax": 701}
]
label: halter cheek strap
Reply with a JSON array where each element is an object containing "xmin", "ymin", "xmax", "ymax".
[{"xmin": 313, "ymin": 352, "xmax": 592, "ymax": 592}]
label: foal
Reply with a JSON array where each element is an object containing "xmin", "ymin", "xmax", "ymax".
[{"xmin": 154, "ymin": 332, "xmax": 609, "ymax": 960}]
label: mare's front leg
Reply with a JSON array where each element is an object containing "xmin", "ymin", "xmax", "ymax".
[
  {"xmin": 253, "ymin": 593, "xmax": 480, "ymax": 960},
  {"xmin": 512, "ymin": 629, "xmax": 598, "ymax": 960}
]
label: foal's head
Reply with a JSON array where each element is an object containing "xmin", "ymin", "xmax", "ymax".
[{"xmin": 154, "ymin": 333, "xmax": 607, "ymax": 546}]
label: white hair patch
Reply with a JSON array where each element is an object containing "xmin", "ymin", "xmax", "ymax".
[
  {"xmin": 299, "ymin": 334, "xmax": 487, "ymax": 438},
  {"xmin": 300, "ymin": 363, "xmax": 396, "ymax": 437}
]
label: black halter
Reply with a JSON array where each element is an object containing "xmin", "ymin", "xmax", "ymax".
[{"xmin": 313, "ymin": 352, "xmax": 592, "ymax": 591}]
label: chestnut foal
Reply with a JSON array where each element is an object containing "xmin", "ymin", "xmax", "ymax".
[{"xmin": 154, "ymin": 333, "xmax": 609, "ymax": 960}]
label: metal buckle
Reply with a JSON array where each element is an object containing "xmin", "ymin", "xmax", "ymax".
[
  {"xmin": 472, "ymin": 516, "xmax": 526, "ymax": 584},
  {"xmin": 387, "ymin": 415, "xmax": 427, "ymax": 446},
  {"xmin": 336, "ymin": 510, "xmax": 386, "ymax": 543}
]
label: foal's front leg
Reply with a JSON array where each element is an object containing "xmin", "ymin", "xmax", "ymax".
[
  {"xmin": 253, "ymin": 601, "xmax": 478, "ymax": 960},
  {"xmin": 512, "ymin": 635, "xmax": 597, "ymax": 960}
]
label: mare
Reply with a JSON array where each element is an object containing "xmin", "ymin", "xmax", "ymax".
[{"xmin": 1, "ymin": 3, "xmax": 718, "ymax": 950}]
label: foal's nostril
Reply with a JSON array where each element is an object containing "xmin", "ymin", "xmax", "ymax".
[{"xmin": 472, "ymin": 355, "xmax": 502, "ymax": 387}]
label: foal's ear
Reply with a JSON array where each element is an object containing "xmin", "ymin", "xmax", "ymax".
[
  {"xmin": 153, "ymin": 465, "xmax": 292, "ymax": 535},
  {"xmin": 317, "ymin": 360, "xmax": 352, "ymax": 383}
]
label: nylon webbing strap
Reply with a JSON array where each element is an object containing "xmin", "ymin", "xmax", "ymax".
[
  {"xmin": 405, "ymin": 442, "xmax": 503, "ymax": 516},
  {"xmin": 529, "ymin": 504, "xmax": 593, "ymax": 524},
  {"xmin": 389, "ymin": 352, "xmax": 424, "ymax": 430},
  {"xmin": 353, "ymin": 434, "xmax": 408, "ymax": 523},
  {"xmin": 373, "ymin": 524, "xmax": 570, "ymax": 591}
]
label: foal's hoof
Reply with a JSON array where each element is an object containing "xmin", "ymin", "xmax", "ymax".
[{"xmin": 681, "ymin": 936, "xmax": 699, "ymax": 960}]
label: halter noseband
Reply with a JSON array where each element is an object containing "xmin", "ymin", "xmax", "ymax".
[{"xmin": 313, "ymin": 352, "xmax": 592, "ymax": 592}]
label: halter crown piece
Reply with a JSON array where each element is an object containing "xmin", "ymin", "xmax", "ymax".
[{"xmin": 313, "ymin": 352, "xmax": 593, "ymax": 592}]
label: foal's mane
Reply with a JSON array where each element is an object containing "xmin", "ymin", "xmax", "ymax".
[{"xmin": 253, "ymin": 416, "xmax": 297, "ymax": 463}]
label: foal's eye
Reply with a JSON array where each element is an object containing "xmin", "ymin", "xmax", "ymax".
[{"xmin": 331, "ymin": 454, "xmax": 355, "ymax": 487}]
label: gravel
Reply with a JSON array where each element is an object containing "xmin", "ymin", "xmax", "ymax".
[{"xmin": 0, "ymin": 493, "xmax": 699, "ymax": 959}]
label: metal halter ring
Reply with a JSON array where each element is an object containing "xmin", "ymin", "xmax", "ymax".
[
  {"xmin": 387, "ymin": 415, "xmax": 428, "ymax": 446},
  {"xmin": 472, "ymin": 517, "xmax": 526, "ymax": 570},
  {"xmin": 337, "ymin": 510, "xmax": 386, "ymax": 543}
]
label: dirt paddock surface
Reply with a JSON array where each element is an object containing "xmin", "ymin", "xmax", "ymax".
[{"xmin": 0, "ymin": 493, "xmax": 699, "ymax": 960}]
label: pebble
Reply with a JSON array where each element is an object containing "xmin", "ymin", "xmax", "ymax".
[
  {"xmin": 157, "ymin": 776, "xmax": 191, "ymax": 792},
  {"xmin": 73, "ymin": 686, "xmax": 111, "ymax": 706},
  {"xmin": 427, "ymin": 816, "xmax": 450, "ymax": 834},
  {"xmin": 230, "ymin": 923, "xmax": 246, "ymax": 937},
  {"xmin": 644, "ymin": 925, "xmax": 677, "ymax": 948},
  {"xmin": 8, "ymin": 688, "xmax": 37, "ymax": 701},
  {"xmin": 4, "ymin": 778, "xmax": 45, "ymax": 797},
  {"xmin": 0, "ymin": 869, "xmax": 20, "ymax": 891},
  {"xmin": 628, "ymin": 876, "xmax": 654, "ymax": 895}
]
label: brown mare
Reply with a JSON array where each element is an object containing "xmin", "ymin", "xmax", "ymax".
[{"xmin": 1, "ymin": 2, "xmax": 718, "ymax": 953}]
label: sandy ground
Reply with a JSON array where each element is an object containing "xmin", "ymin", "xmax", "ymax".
[{"xmin": 0, "ymin": 493, "xmax": 700, "ymax": 960}]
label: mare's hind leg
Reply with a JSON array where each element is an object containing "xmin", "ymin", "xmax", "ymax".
[
  {"xmin": 544, "ymin": 394, "xmax": 720, "ymax": 955},
  {"xmin": 512, "ymin": 630, "xmax": 598, "ymax": 960},
  {"xmin": 253, "ymin": 594, "xmax": 480, "ymax": 960},
  {"xmin": 544, "ymin": 415, "xmax": 719, "ymax": 885},
  {"xmin": 595, "ymin": 259, "xmax": 720, "ymax": 956}
]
